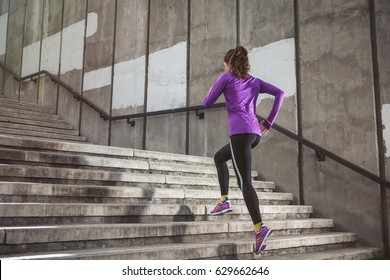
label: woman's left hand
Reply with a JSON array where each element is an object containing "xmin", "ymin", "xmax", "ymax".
[{"xmin": 259, "ymin": 121, "xmax": 269, "ymax": 135}]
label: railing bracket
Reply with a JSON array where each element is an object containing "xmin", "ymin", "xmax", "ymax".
[
  {"xmin": 128, "ymin": 119, "xmax": 135, "ymax": 127},
  {"xmin": 316, "ymin": 150, "xmax": 326, "ymax": 161},
  {"xmin": 195, "ymin": 110, "xmax": 204, "ymax": 120}
]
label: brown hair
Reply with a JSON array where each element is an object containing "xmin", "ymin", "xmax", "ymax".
[{"xmin": 224, "ymin": 46, "xmax": 250, "ymax": 79}]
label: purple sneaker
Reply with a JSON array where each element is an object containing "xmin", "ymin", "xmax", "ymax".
[
  {"xmin": 210, "ymin": 200, "xmax": 233, "ymax": 215},
  {"xmin": 254, "ymin": 225, "xmax": 272, "ymax": 254}
]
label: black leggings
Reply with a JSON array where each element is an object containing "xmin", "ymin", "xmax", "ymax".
[{"xmin": 214, "ymin": 133, "xmax": 262, "ymax": 224}]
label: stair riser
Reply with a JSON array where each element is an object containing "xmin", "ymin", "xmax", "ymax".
[
  {"xmin": 0, "ymin": 196, "xmax": 291, "ymax": 205},
  {"xmin": 0, "ymin": 213, "xmax": 312, "ymax": 226},
  {"xmin": 259, "ymin": 243, "xmax": 357, "ymax": 259},
  {"xmin": 0, "ymin": 107, "xmax": 58, "ymax": 119},
  {"xmin": 0, "ymin": 179, "xmax": 274, "ymax": 193},
  {"xmin": 3, "ymin": 241, "xmax": 356, "ymax": 260},
  {"xmin": 0, "ymin": 156, "xmax": 256, "ymax": 180},
  {"xmin": 0, "ymin": 128, "xmax": 86, "ymax": 142},
  {"xmin": 0, "ymin": 110, "xmax": 68, "ymax": 125},
  {"xmin": 0, "ymin": 168, "xmax": 269, "ymax": 190},
  {"xmin": 0, "ymin": 123, "xmax": 79, "ymax": 136},
  {"xmin": 0, "ymin": 229, "xmax": 332, "ymax": 256},
  {"xmin": 0, "ymin": 102, "xmax": 55, "ymax": 114},
  {"xmin": 0, "ymin": 116, "xmax": 72, "ymax": 129}
]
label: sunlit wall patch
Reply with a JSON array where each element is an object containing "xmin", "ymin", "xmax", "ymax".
[
  {"xmin": 248, "ymin": 38, "xmax": 297, "ymax": 106},
  {"xmin": 147, "ymin": 41, "xmax": 187, "ymax": 112},
  {"xmin": 0, "ymin": 13, "xmax": 8, "ymax": 57}
]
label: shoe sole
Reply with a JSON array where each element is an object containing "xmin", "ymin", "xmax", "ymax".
[
  {"xmin": 210, "ymin": 208, "xmax": 233, "ymax": 216},
  {"xmin": 255, "ymin": 228, "xmax": 272, "ymax": 255}
]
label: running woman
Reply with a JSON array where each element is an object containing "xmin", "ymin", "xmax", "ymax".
[{"xmin": 204, "ymin": 46, "xmax": 285, "ymax": 254}]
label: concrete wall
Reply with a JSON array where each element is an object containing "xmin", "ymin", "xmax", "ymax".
[
  {"xmin": 376, "ymin": 0, "xmax": 390, "ymax": 251},
  {"xmin": 0, "ymin": 0, "xmax": 389, "ymax": 254},
  {"xmin": 0, "ymin": 0, "xmax": 8, "ymax": 96},
  {"xmin": 299, "ymin": 0, "xmax": 382, "ymax": 248}
]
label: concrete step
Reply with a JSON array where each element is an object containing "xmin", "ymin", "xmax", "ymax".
[
  {"xmin": 0, "ymin": 129, "xmax": 86, "ymax": 142},
  {"xmin": 0, "ymin": 115, "xmax": 74, "ymax": 130},
  {"xmin": 0, "ymin": 203, "xmax": 313, "ymax": 225},
  {"xmin": 0, "ymin": 232, "xmax": 358, "ymax": 260},
  {"xmin": 0, "ymin": 165, "xmax": 272, "ymax": 191},
  {"xmin": 0, "ymin": 148, "xmax": 257, "ymax": 178},
  {"xmin": 0, "ymin": 122, "xmax": 79, "ymax": 136},
  {"xmin": 0, "ymin": 108, "xmax": 68, "ymax": 125},
  {"xmin": 0, "ymin": 182, "xmax": 290, "ymax": 205},
  {"xmin": 0, "ymin": 97, "xmax": 55, "ymax": 114},
  {"xmin": 0, "ymin": 134, "xmax": 131, "ymax": 156},
  {"xmin": 260, "ymin": 247, "xmax": 382, "ymax": 260},
  {"xmin": 0, "ymin": 134, "xmax": 221, "ymax": 166},
  {"xmin": 0, "ymin": 219, "xmax": 333, "ymax": 255},
  {"xmin": 0, "ymin": 106, "xmax": 62, "ymax": 120}
]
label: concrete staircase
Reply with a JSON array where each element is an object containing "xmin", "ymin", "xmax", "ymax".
[{"xmin": 0, "ymin": 97, "xmax": 383, "ymax": 260}]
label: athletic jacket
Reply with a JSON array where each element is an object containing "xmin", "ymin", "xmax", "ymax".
[{"xmin": 204, "ymin": 72, "xmax": 285, "ymax": 136}]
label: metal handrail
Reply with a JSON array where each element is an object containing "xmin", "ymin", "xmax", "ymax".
[
  {"xmin": 1, "ymin": 62, "xmax": 389, "ymax": 189},
  {"xmin": 0, "ymin": 62, "xmax": 110, "ymax": 119}
]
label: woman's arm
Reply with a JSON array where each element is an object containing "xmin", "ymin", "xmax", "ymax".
[
  {"xmin": 204, "ymin": 74, "xmax": 228, "ymax": 108},
  {"xmin": 259, "ymin": 79, "xmax": 285, "ymax": 130}
]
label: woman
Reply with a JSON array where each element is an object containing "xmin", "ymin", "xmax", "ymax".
[{"xmin": 204, "ymin": 46, "xmax": 284, "ymax": 254}]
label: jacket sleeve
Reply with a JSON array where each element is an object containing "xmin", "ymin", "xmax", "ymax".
[
  {"xmin": 259, "ymin": 79, "xmax": 285, "ymax": 130},
  {"xmin": 204, "ymin": 74, "xmax": 228, "ymax": 108}
]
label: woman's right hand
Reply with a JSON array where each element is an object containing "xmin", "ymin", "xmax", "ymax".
[{"xmin": 259, "ymin": 121, "xmax": 269, "ymax": 135}]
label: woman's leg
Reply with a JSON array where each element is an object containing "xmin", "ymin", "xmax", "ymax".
[
  {"xmin": 214, "ymin": 143, "xmax": 232, "ymax": 197},
  {"xmin": 229, "ymin": 133, "xmax": 261, "ymax": 224},
  {"xmin": 230, "ymin": 133, "xmax": 272, "ymax": 254},
  {"xmin": 210, "ymin": 143, "xmax": 234, "ymax": 215}
]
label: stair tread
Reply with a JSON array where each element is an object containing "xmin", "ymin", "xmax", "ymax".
[
  {"xmin": 261, "ymin": 247, "xmax": 382, "ymax": 260},
  {"xmin": 0, "ymin": 98, "xmax": 55, "ymax": 113},
  {"xmin": 1, "ymin": 219, "xmax": 334, "ymax": 244},
  {"xmin": 0, "ymin": 233, "xmax": 359, "ymax": 260},
  {"xmin": 0, "ymin": 182, "xmax": 285, "ymax": 199},
  {"xmin": 0, "ymin": 122, "xmax": 79, "ymax": 135},
  {"xmin": 0, "ymin": 129, "xmax": 86, "ymax": 141},
  {"xmin": 0, "ymin": 164, "xmax": 272, "ymax": 189},
  {"xmin": 0, "ymin": 148, "xmax": 258, "ymax": 177}
]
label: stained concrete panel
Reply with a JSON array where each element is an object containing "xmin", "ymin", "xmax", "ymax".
[
  {"xmin": 57, "ymin": 0, "xmax": 87, "ymax": 131},
  {"xmin": 81, "ymin": 0, "xmax": 115, "ymax": 145},
  {"xmin": 145, "ymin": 0, "xmax": 187, "ymax": 154},
  {"xmin": 189, "ymin": 0, "xmax": 236, "ymax": 157},
  {"xmin": 110, "ymin": 0, "xmax": 148, "ymax": 149},
  {"xmin": 240, "ymin": 0, "xmax": 298, "ymax": 202},
  {"xmin": 375, "ymin": 0, "xmax": 390, "ymax": 252},
  {"xmin": 20, "ymin": 0, "xmax": 43, "ymax": 103},
  {"xmin": 299, "ymin": 0, "xmax": 381, "ymax": 247},
  {"xmin": 37, "ymin": 0, "xmax": 63, "ymax": 110},
  {"xmin": 0, "ymin": 0, "xmax": 9, "ymax": 97},
  {"xmin": 3, "ymin": 0, "xmax": 25, "ymax": 100}
]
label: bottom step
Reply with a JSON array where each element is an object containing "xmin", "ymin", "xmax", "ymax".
[
  {"xmin": 261, "ymin": 247, "xmax": 382, "ymax": 260},
  {"xmin": 0, "ymin": 233, "xmax": 362, "ymax": 260}
]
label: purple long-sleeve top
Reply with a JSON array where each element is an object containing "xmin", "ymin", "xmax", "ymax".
[{"xmin": 204, "ymin": 72, "xmax": 284, "ymax": 136}]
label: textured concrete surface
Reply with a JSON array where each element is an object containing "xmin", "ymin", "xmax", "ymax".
[
  {"xmin": 3, "ymin": 0, "xmax": 25, "ymax": 101},
  {"xmin": 0, "ymin": 0, "xmax": 9, "ymax": 96},
  {"xmin": 375, "ymin": 0, "xmax": 390, "ymax": 251},
  {"xmin": 299, "ymin": 0, "xmax": 381, "ymax": 248},
  {"xmin": 0, "ymin": 233, "xmax": 361, "ymax": 260},
  {"xmin": 110, "ymin": 0, "xmax": 148, "ymax": 149}
]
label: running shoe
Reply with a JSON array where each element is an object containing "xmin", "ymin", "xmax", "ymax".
[
  {"xmin": 210, "ymin": 200, "xmax": 233, "ymax": 215},
  {"xmin": 254, "ymin": 225, "xmax": 272, "ymax": 254}
]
